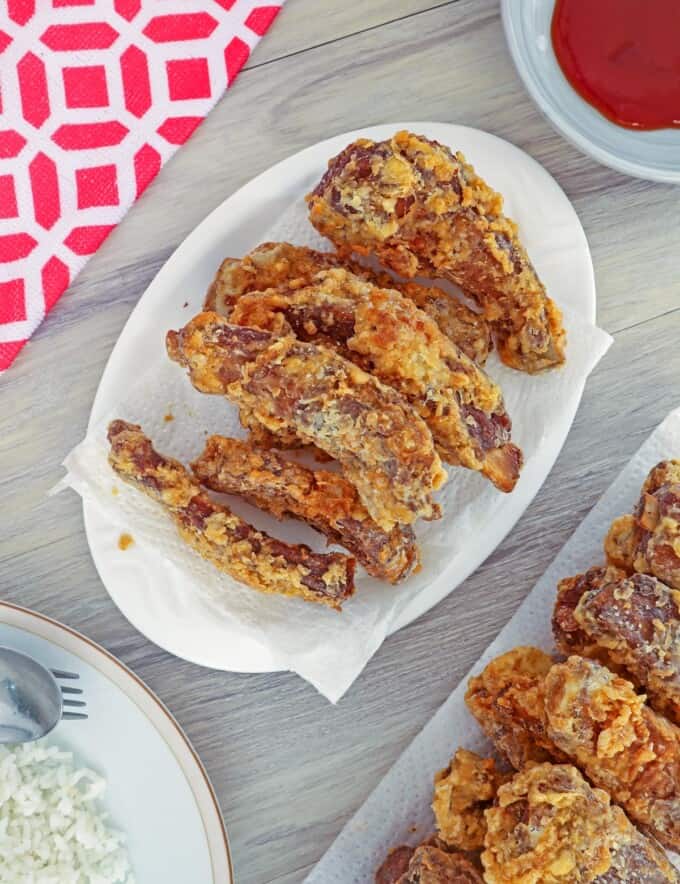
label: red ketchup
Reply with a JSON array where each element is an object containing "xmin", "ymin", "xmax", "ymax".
[{"xmin": 551, "ymin": 0, "xmax": 680, "ymax": 130}]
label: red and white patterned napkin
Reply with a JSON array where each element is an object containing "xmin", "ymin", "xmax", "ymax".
[{"xmin": 0, "ymin": 0, "xmax": 284, "ymax": 374}]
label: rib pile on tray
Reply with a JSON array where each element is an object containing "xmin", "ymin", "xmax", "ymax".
[
  {"xmin": 377, "ymin": 460, "xmax": 680, "ymax": 882},
  {"xmin": 107, "ymin": 132, "xmax": 568, "ymax": 609}
]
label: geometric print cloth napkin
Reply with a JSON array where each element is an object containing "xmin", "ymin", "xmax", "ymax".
[{"xmin": 0, "ymin": 0, "xmax": 284, "ymax": 373}]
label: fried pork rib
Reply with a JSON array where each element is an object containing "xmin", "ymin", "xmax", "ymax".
[
  {"xmin": 307, "ymin": 131, "xmax": 566, "ymax": 373},
  {"xmin": 375, "ymin": 844, "xmax": 484, "ymax": 884},
  {"xmin": 466, "ymin": 648, "xmax": 680, "ymax": 851},
  {"xmin": 483, "ymin": 763, "xmax": 678, "ymax": 884},
  {"xmin": 205, "ymin": 242, "xmax": 341, "ymax": 316},
  {"xmin": 465, "ymin": 647, "xmax": 563, "ymax": 770},
  {"xmin": 605, "ymin": 460, "xmax": 680, "ymax": 590},
  {"xmin": 166, "ymin": 314, "xmax": 446, "ymax": 530},
  {"xmin": 229, "ymin": 268, "xmax": 522, "ymax": 491},
  {"xmin": 191, "ymin": 435, "xmax": 418, "ymax": 583},
  {"xmin": 554, "ymin": 566, "xmax": 680, "ymax": 724},
  {"xmin": 106, "ymin": 421, "xmax": 354, "ymax": 609},
  {"xmin": 545, "ymin": 655, "xmax": 680, "ymax": 852},
  {"xmin": 432, "ymin": 749, "xmax": 507, "ymax": 852},
  {"xmin": 377, "ymin": 751, "xmax": 502, "ymax": 883},
  {"xmin": 205, "ymin": 241, "xmax": 492, "ymax": 365}
]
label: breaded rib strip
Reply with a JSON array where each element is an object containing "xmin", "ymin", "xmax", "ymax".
[
  {"xmin": 191, "ymin": 436, "xmax": 418, "ymax": 583},
  {"xmin": 204, "ymin": 241, "xmax": 492, "ymax": 364},
  {"xmin": 107, "ymin": 420, "xmax": 354, "ymax": 609},
  {"xmin": 466, "ymin": 648, "xmax": 680, "ymax": 851},
  {"xmin": 307, "ymin": 130, "xmax": 566, "ymax": 373},
  {"xmin": 230, "ymin": 268, "xmax": 522, "ymax": 492},
  {"xmin": 483, "ymin": 763, "xmax": 678, "ymax": 883},
  {"xmin": 166, "ymin": 313, "xmax": 446, "ymax": 530},
  {"xmin": 605, "ymin": 460, "xmax": 680, "ymax": 590},
  {"xmin": 553, "ymin": 566, "xmax": 680, "ymax": 724}
]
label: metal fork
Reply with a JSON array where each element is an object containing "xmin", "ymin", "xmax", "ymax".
[{"xmin": 0, "ymin": 647, "xmax": 88, "ymax": 743}]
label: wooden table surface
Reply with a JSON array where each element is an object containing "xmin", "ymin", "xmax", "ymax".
[{"xmin": 2, "ymin": 1, "xmax": 679, "ymax": 881}]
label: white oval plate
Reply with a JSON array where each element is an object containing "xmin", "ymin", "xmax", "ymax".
[
  {"xmin": 0, "ymin": 602, "xmax": 232, "ymax": 883},
  {"xmin": 85, "ymin": 122, "xmax": 595, "ymax": 674},
  {"xmin": 502, "ymin": 0, "xmax": 680, "ymax": 183}
]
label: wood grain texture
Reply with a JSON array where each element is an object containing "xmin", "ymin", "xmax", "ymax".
[
  {"xmin": 1, "ymin": 1, "xmax": 679, "ymax": 882},
  {"xmin": 244, "ymin": 0, "xmax": 451, "ymax": 68}
]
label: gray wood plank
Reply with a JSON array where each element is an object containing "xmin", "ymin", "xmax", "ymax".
[
  {"xmin": 2, "ymin": 0, "xmax": 680, "ymax": 882},
  {"xmin": 244, "ymin": 0, "xmax": 452, "ymax": 68}
]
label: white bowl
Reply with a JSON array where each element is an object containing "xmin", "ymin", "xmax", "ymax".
[{"xmin": 501, "ymin": 0, "xmax": 680, "ymax": 183}]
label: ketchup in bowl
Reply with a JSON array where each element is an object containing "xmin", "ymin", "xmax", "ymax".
[{"xmin": 551, "ymin": 0, "xmax": 680, "ymax": 130}]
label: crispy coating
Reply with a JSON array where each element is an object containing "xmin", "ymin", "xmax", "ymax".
[
  {"xmin": 465, "ymin": 647, "xmax": 564, "ymax": 769},
  {"xmin": 307, "ymin": 131, "xmax": 566, "ymax": 373},
  {"xmin": 204, "ymin": 241, "xmax": 492, "ymax": 364},
  {"xmin": 605, "ymin": 461, "xmax": 680, "ymax": 590},
  {"xmin": 376, "ymin": 846, "xmax": 416, "ymax": 884},
  {"xmin": 389, "ymin": 279, "xmax": 490, "ymax": 366},
  {"xmin": 604, "ymin": 515, "xmax": 638, "ymax": 571},
  {"xmin": 432, "ymin": 749, "xmax": 508, "ymax": 851},
  {"xmin": 552, "ymin": 566, "xmax": 629, "ymax": 668},
  {"xmin": 229, "ymin": 268, "xmax": 522, "ymax": 491},
  {"xmin": 106, "ymin": 421, "xmax": 354, "ymax": 608},
  {"xmin": 467, "ymin": 648, "xmax": 680, "ymax": 851},
  {"xmin": 554, "ymin": 566, "xmax": 680, "ymax": 724},
  {"xmin": 241, "ymin": 424, "xmax": 335, "ymax": 465},
  {"xmin": 191, "ymin": 435, "xmax": 418, "ymax": 583},
  {"xmin": 167, "ymin": 313, "xmax": 446, "ymax": 531},
  {"xmin": 398, "ymin": 846, "xmax": 484, "ymax": 883},
  {"xmin": 545, "ymin": 655, "xmax": 680, "ymax": 852},
  {"xmin": 204, "ymin": 243, "xmax": 342, "ymax": 315},
  {"xmin": 376, "ymin": 844, "xmax": 484, "ymax": 884},
  {"xmin": 483, "ymin": 763, "xmax": 678, "ymax": 883},
  {"xmin": 238, "ymin": 418, "xmax": 304, "ymax": 453}
]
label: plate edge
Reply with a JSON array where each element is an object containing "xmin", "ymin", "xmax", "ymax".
[{"xmin": 0, "ymin": 600, "xmax": 234, "ymax": 884}]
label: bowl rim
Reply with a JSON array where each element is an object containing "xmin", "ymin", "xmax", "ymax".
[{"xmin": 500, "ymin": 0, "xmax": 680, "ymax": 184}]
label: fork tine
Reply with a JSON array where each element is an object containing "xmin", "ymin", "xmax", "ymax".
[
  {"xmin": 51, "ymin": 669, "xmax": 79, "ymax": 680},
  {"xmin": 51, "ymin": 670, "xmax": 86, "ymax": 718}
]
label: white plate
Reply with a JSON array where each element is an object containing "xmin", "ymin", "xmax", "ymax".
[
  {"xmin": 0, "ymin": 602, "xmax": 232, "ymax": 883},
  {"xmin": 502, "ymin": 0, "xmax": 680, "ymax": 183},
  {"xmin": 84, "ymin": 122, "xmax": 595, "ymax": 675}
]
